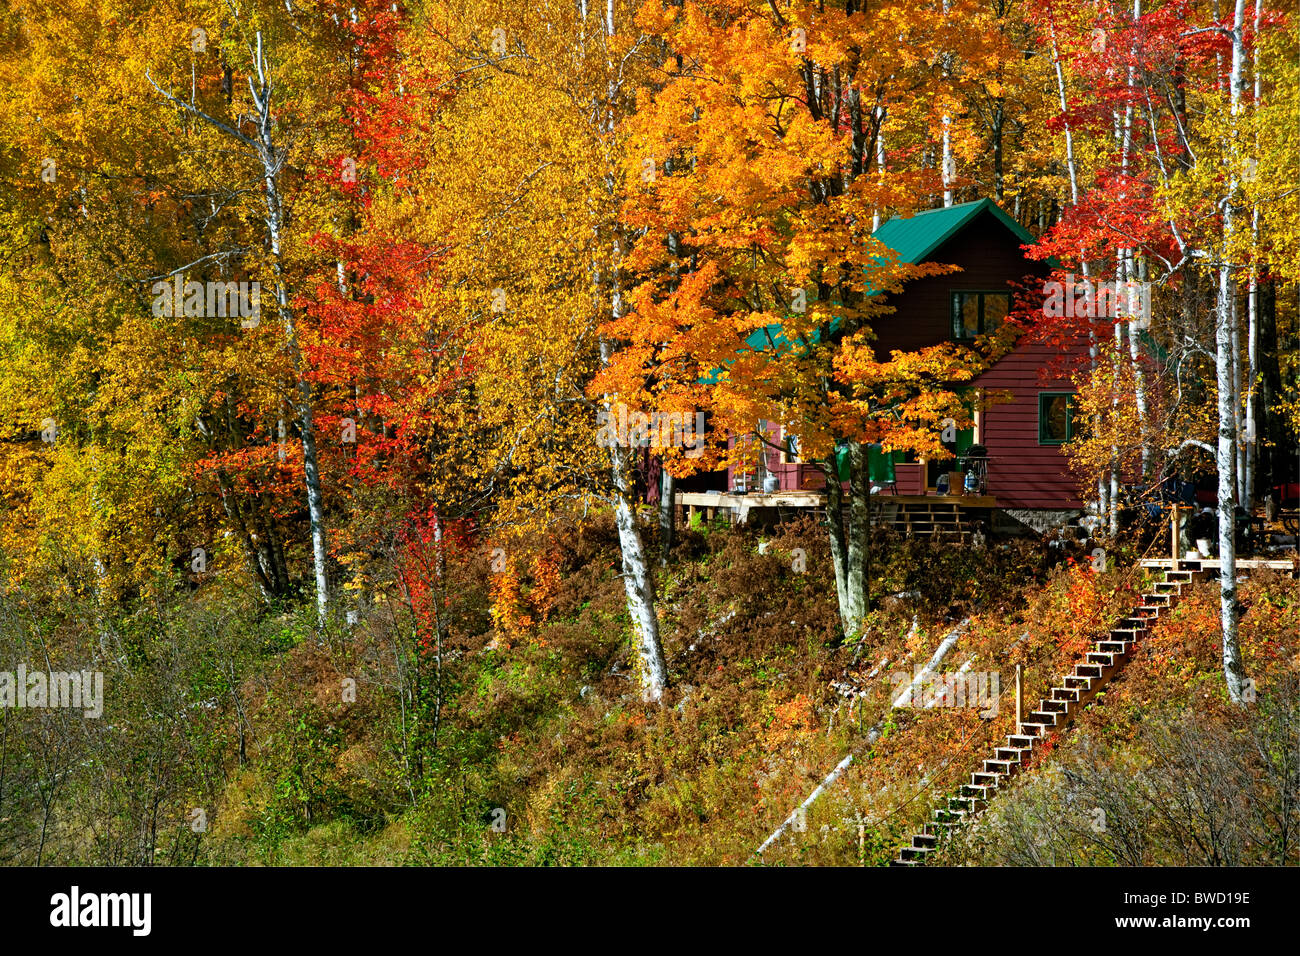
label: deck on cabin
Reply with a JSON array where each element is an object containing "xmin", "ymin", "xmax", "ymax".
[
  {"xmin": 677, "ymin": 491, "xmax": 996, "ymax": 509},
  {"xmin": 676, "ymin": 491, "xmax": 996, "ymax": 542},
  {"xmin": 1138, "ymin": 557, "xmax": 1298, "ymax": 574}
]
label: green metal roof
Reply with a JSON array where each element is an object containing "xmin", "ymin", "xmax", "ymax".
[
  {"xmin": 724, "ymin": 199, "xmax": 1037, "ymax": 368},
  {"xmin": 871, "ymin": 198, "xmax": 1037, "ymax": 265}
]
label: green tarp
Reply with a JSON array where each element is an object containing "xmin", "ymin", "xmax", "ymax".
[{"xmin": 833, "ymin": 444, "xmax": 902, "ymax": 483}]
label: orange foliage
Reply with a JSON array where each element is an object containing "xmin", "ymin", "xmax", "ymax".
[{"xmin": 765, "ymin": 693, "xmax": 817, "ymax": 750}]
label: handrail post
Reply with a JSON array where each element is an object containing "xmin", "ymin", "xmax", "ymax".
[
  {"xmin": 1170, "ymin": 504, "xmax": 1180, "ymax": 573},
  {"xmin": 1015, "ymin": 664, "xmax": 1023, "ymax": 735}
]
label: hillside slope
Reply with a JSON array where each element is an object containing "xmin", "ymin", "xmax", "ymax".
[{"xmin": 2, "ymin": 516, "xmax": 1294, "ymax": 866}]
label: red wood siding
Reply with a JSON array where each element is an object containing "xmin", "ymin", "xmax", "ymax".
[
  {"xmin": 893, "ymin": 462, "xmax": 926, "ymax": 495},
  {"xmin": 869, "ymin": 206, "xmax": 1086, "ymax": 510},
  {"xmin": 975, "ymin": 340, "xmax": 1088, "ymax": 509}
]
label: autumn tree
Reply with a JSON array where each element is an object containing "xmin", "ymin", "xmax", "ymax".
[{"xmin": 601, "ymin": 0, "xmax": 1015, "ymax": 637}]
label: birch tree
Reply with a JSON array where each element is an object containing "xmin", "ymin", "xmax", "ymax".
[
  {"xmin": 148, "ymin": 26, "xmax": 331, "ymax": 627},
  {"xmin": 402, "ymin": 0, "xmax": 672, "ymax": 702},
  {"xmin": 1212, "ymin": 0, "xmax": 1250, "ymax": 702}
]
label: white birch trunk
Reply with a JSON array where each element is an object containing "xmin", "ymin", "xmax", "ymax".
[
  {"xmin": 1232, "ymin": 290, "xmax": 1246, "ymax": 502},
  {"xmin": 752, "ymin": 618, "xmax": 970, "ymax": 857},
  {"xmin": 1243, "ymin": 0, "xmax": 1265, "ymax": 508},
  {"xmin": 590, "ymin": 1, "xmax": 669, "ymax": 702},
  {"xmin": 603, "ymin": 383, "xmax": 670, "ymax": 703},
  {"xmin": 1049, "ymin": 18, "xmax": 1104, "ymax": 518},
  {"xmin": 1216, "ymin": 0, "xmax": 1249, "ymax": 703},
  {"xmin": 148, "ymin": 31, "xmax": 330, "ymax": 627},
  {"xmin": 265, "ymin": 183, "xmax": 330, "ymax": 629},
  {"xmin": 1110, "ymin": 296, "xmax": 1123, "ymax": 538},
  {"xmin": 873, "ymin": 105, "xmax": 886, "ymax": 231},
  {"xmin": 1121, "ymin": 4, "xmax": 1151, "ymax": 480},
  {"xmin": 599, "ymin": 244, "xmax": 669, "ymax": 702},
  {"xmin": 940, "ymin": 0, "xmax": 954, "ymax": 206},
  {"xmin": 1129, "ymin": 256, "xmax": 1151, "ymax": 479},
  {"xmin": 259, "ymin": 115, "xmax": 330, "ymax": 629}
]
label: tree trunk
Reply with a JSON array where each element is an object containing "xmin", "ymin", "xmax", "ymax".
[
  {"xmin": 1243, "ymin": 0, "xmax": 1265, "ymax": 509},
  {"xmin": 1049, "ymin": 17, "xmax": 1106, "ymax": 521},
  {"xmin": 991, "ymin": 99, "xmax": 1005, "ymax": 201},
  {"xmin": 824, "ymin": 443, "xmax": 871, "ymax": 636},
  {"xmin": 1216, "ymin": 266, "xmax": 1247, "ymax": 703},
  {"xmin": 1215, "ymin": 0, "xmax": 1249, "ymax": 704},
  {"xmin": 260, "ymin": 138, "xmax": 329, "ymax": 627},
  {"xmin": 1232, "ymin": 288, "xmax": 1247, "ymax": 504},
  {"xmin": 249, "ymin": 35, "xmax": 330, "ymax": 629},
  {"xmin": 824, "ymin": 458, "xmax": 852, "ymax": 627},
  {"xmin": 940, "ymin": 0, "xmax": 954, "ymax": 207},
  {"xmin": 430, "ymin": 514, "xmax": 448, "ymax": 753},
  {"xmin": 216, "ymin": 473, "xmax": 275, "ymax": 603},
  {"xmin": 600, "ymin": 251, "xmax": 667, "ymax": 701},
  {"xmin": 609, "ymin": 437, "xmax": 668, "ymax": 702},
  {"xmin": 845, "ymin": 441, "xmax": 871, "ymax": 620},
  {"xmin": 149, "ymin": 31, "xmax": 330, "ymax": 626},
  {"xmin": 260, "ymin": 137, "xmax": 328, "ymax": 624},
  {"xmin": 658, "ymin": 465, "xmax": 675, "ymax": 566},
  {"xmin": 1116, "ymin": 28, "xmax": 1151, "ymax": 483},
  {"xmin": 595, "ymin": 0, "xmax": 669, "ymax": 704},
  {"xmin": 1109, "ymin": 295, "xmax": 1122, "ymax": 538},
  {"xmin": 1131, "ymin": 256, "xmax": 1152, "ymax": 479},
  {"xmin": 873, "ymin": 105, "xmax": 886, "ymax": 231},
  {"xmin": 1257, "ymin": 280, "xmax": 1282, "ymax": 493},
  {"xmin": 1245, "ymin": 267, "xmax": 1259, "ymax": 507}
]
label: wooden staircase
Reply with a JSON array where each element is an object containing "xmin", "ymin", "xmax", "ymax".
[
  {"xmin": 891, "ymin": 563, "xmax": 1207, "ymax": 865},
  {"xmin": 871, "ymin": 498, "xmax": 979, "ymax": 544}
]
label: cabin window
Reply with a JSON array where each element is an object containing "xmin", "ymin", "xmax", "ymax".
[
  {"xmin": 780, "ymin": 427, "xmax": 801, "ymax": 464},
  {"xmin": 950, "ymin": 291, "xmax": 1012, "ymax": 341},
  {"xmin": 1038, "ymin": 392, "xmax": 1076, "ymax": 445}
]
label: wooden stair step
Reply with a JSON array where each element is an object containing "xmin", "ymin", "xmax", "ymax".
[{"xmin": 894, "ymin": 587, "xmax": 1187, "ymax": 866}]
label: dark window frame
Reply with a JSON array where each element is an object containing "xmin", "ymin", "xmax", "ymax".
[
  {"xmin": 1038, "ymin": 391, "xmax": 1076, "ymax": 445},
  {"xmin": 950, "ymin": 290, "xmax": 1013, "ymax": 341}
]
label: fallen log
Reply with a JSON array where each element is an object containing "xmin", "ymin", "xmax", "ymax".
[{"xmin": 751, "ymin": 617, "xmax": 971, "ymax": 860}]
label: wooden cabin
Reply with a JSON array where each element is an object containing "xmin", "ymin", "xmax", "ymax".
[{"xmin": 669, "ymin": 199, "xmax": 1087, "ymax": 529}]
